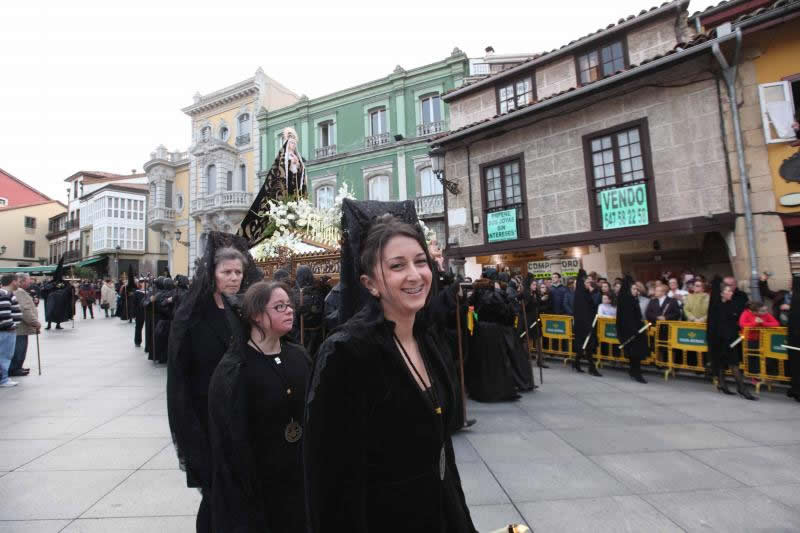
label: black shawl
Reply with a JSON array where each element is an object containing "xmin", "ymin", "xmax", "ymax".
[
  {"xmin": 616, "ymin": 275, "xmax": 647, "ymax": 360},
  {"xmin": 167, "ymin": 231, "xmax": 263, "ymax": 489}
]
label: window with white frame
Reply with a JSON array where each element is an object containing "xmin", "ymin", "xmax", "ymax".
[
  {"xmin": 316, "ymin": 185, "xmax": 335, "ymax": 209},
  {"xmin": 369, "ymin": 108, "xmax": 387, "ymax": 136},
  {"xmin": 239, "ymin": 164, "xmax": 247, "ymax": 190},
  {"xmin": 368, "ymin": 175, "xmax": 390, "ymax": 201},
  {"xmin": 238, "ymin": 113, "xmax": 250, "ymax": 136},
  {"xmin": 207, "ymin": 164, "xmax": 217, "ymax": 194},
  {"xmin": 319, "ymin": 121, "xmax": 334, "ymax": 147},
  {"xmin": 219, "ymin": 126, "xmax": 229, "ymax": 141},
  {"xmin": 758, "ymin": 78, "xmax": 800, "ymax": 143},
  {"xmin": 420, "ymin": 166, "xmax": 443, "ymax": 196},
  {"xmin": 201, "ymin": 126, "xmax": 211, "ymax": 142},
  {"xmin": 226, "ymin": 171, "xmax": 233, "ymax": 191},
  {"xmin": 0, "ymin": 197, "xmax": 7, "ymax": 207},
  {"xmin": 421, "ymin": 95, "xmax": 442, "ymax": 124}
]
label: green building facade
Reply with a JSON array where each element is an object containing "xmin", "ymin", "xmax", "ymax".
[{"xmin": 257, "ymin": 48, "xmax": 469, "ymax": 241}]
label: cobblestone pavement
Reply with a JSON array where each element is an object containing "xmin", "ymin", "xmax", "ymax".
[{"xmin": 2, "ymin": 309, "xmax": 800, "ymax": 532}]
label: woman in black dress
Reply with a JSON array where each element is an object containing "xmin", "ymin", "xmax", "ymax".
[
  {"xmin": 572, "ymin": 270, "xmax": 602, "ymax": 376},
  {"xmin": 208, "ymin": 281, "xmax": 310, "ymax": 532},
  {"xmin": 616, "ymin": 275, "xmax": 648, "ymax": 383},
  {"xmin": 304, "ymin": 202, "xmax": 476, "ymax": 532},
  {"xmin": 707, "ymin": 277, "xmax": 757, "ymax": 400},
  {"xmin": 167, "ymin": 233, "xmax": 263, "ymax": 533}
]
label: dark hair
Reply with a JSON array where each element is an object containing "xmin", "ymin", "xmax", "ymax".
[
  {"xmin": 359, "ymin": 214, "xmax": 430, "ymax": 278},
  {"xmin": 1, "ymin": 274, "xmax": 14, "ymax": 286},
  {"xmin": 748, "ymin": 300, "xmax": 766, "ymax": 312},
  {"xmin": 552, "ymin": 272, "xmax": 561, "ymax": 279},
  {"xmin": 241, "ymin": 281, "xmax": 292, "ymax": 341}
]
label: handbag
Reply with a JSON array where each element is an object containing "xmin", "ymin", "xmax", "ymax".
[{"xmin": 100, "ymin": 302, "xmax": 109, "ymax": 310}]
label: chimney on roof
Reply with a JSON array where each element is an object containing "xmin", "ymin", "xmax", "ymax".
[{"xmin": 485, "ymin": 46, "xmax": 495, "ymax": 54}]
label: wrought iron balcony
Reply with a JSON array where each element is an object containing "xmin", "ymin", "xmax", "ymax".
[
  {"xmin": 236, "ymin": 133, "xmax": 251, "ymax": 146},
  {"xmin": 365, "ymin": 132, "xmax": 391, "ymax": 148},
  {"xmin": 63, "ymin": 250, "xmax": 81, "ymax": 263},
  {"xmin": 190, "ymin": 191, "xmax": 253, "ymax": 215},
  {"xmin": 315, "ymin": 145, "xmax": 337, "ymax": 159},
  {"xmin": 64, "ymin": 218, "xmax": 80, "ymax": 231},
  {"xmin": 415, "ymin": 194, "xmax": 445, "ymax": 218},
  {"xmin": 417, "ymin": 120, "xmax": 448, "ymax": 137}
]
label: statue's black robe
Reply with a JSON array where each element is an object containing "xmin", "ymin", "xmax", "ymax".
[
  {"xmin": 304, "ymin": 298, "xmax": 476, "ymax": 533},
  {"xmin": 465, "ymin": 285, "xmax": 518, "ymax": 402},
  {"xmin": 42, "ymin": 282, "xmax": 74, "ymax": 324}
]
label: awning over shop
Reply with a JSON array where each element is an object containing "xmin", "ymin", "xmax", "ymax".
[
  {"xmin": 0, "ymin": 265, "xmax": 56, "ymax": 274},
  {"xmin": 76, "ymin": 256, "xmax": 106, "ymax": 267}
]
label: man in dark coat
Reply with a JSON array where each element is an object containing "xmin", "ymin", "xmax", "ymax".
[
  {"xmin": 645, "ymin": 283, "xmax": 681, "ymax": 323},
  {"xmin": 786, "ymin": 276, "xmax": 800, "ymax": 402},
  {"xmin": 550, "ymin": 272, "xmax": 568, "ymax": 315},
  {"xmin": 572, "ymin": 270, "xmax": 602, "ymax": 376},
  {"xmin": 723, "ymin": 275, "xmax": 749, "ymax": 317},
  {"xmin": 617, "ymin": 275, "xmax": 648, "ymax": 383}
]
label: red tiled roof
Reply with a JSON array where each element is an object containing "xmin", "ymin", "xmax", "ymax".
[
  {"xmin": 0, "ymin": 200, "xmax": 65, "ymax": 212},
  {"xmin": 444, "ymin": 0, "xmax": 689, "ymax": 101},
  {"xmin": 0, "ymin": 168, "xmax": 54, "ymax": 204}
]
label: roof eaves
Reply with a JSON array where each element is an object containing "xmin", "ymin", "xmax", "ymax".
[
  {"xmin": 432, "ymin": 32, "xmax": 729, "ymax": 147},
  {"xmin": 443, "ymin": 0, "xmax": 690, "ymax": 102}
]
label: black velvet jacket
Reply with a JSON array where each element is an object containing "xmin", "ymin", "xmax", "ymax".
[{"xmin": 304, "ymin": 299, "xmax": 476, "ymax": 533}]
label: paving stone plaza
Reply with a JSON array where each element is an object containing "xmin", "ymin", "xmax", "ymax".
[{"xmin": 2, "ymin": 311, "xmax": 800, "ymax": 532}]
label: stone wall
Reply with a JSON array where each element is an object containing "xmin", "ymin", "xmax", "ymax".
[
  {"xmin": 448, "ymin": 87, "xmax": 497, "ymax": 130},
  {"xmin": 536, "ymin": 56, "xmax": 577, "ymax": 100},
  {"xmin": 444, "ymin": 59, "xmax": 730, "ymax": 251},
  {"xmin": 627, "ymin": 16, "xmax": 681, "ymax": 66}
]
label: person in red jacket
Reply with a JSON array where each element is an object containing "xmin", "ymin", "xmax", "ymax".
[{"xmin": 739, "ymin": 301, "xmax": 780, "ymax": 343}]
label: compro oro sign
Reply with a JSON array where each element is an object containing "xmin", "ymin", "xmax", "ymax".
[
  {"xmin": 487, "ymin": 208, "xmax": 518, "ymax": 243},
  {"xmin": 599, "ymin": 183, "xmax": 648, "ymax": 230}
]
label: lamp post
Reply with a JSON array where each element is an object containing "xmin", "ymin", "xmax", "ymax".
[
  {"xmin": 429, "ymin": 148, "xmax": 459, "ymax": 195},
  {"xmin": 114, "ymin": 244, "xmax": 121, "ymax": 280}
]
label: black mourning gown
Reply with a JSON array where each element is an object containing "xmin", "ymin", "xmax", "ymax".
[
  {"xmin": 304, "ymin": 300, "xmax": 477, "ymax": 533},
  {"xmin": 209, "ymin": 340, "xmax": 310, "ymax": 532}
]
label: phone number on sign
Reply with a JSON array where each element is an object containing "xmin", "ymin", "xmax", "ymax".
[{"xmin": 603, "ymin": 207, "xmax": 647, "ymax": 228}]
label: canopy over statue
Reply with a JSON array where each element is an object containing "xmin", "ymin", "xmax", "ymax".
[{"xmin": 238, "ymin": 127, "xmax": 307, "ymax": 247}]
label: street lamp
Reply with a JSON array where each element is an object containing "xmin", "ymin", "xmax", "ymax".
[
  {"xmin": 429, "ymin": 148, "xmax": 459, "ymax": 194},
  {"xmin": 0, "ymin": 244, "xmax": 6, "ymax": 255},
  {"xmin": 114, "ymin": 244, "xmax": 121, "ymax": 280},
  {"xmin": 174, "ymin": 229, "xmax": 189, "ymax": 246}
]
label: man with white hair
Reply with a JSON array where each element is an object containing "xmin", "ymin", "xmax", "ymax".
[{"xmin": 10, "ymin": 273, "xmax": 41, "ymax": 377}]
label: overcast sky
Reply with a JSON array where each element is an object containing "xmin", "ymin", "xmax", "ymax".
[{"xmin": 1, "ymin": 0, "xmax": 717, "ymax": 201}]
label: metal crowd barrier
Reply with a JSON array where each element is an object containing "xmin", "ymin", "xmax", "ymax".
[{"xmin": 535, "ymin": 315, "xmax": 793, "ymax": 391}]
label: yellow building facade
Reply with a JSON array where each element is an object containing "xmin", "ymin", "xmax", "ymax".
[
  {"xmin": 146, "ymin": 67, "xmax": 299, "ymax": 275},
  {"xmin": 0, "ymin": 201, "xmax": 67, "ymax": 269}
]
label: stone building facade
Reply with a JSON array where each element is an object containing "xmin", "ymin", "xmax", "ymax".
[{"xmin": 432, "ymin": 0, "xmax": 782, "ymax": 284}]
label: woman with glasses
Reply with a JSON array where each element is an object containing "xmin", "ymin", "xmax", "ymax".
[{"xmin": 208, "ymin": 280, "xmax": 311, "ymax": 532}]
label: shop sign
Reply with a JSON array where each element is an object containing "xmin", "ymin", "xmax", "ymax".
[
  {"xmin": 676, "ymin": 327, "xmax": 707, "ymax": 348},
  {"xmin": 545, "ymin": 318, "xmax": 567, "ymax": 335},
  {"xmin": 599, "ymin": 183, "xmax": 648, "ymax": 230},
  {"xmin": 527, "ymin": 261, "xmax": 551, "ymax": 279},
  {"xmin": 527, "ymin": 258, "xmax": 582, "ymax": 279},
  {"xmin": 487, "ymin": 208, "xmax": 518, "ymax": 243}
]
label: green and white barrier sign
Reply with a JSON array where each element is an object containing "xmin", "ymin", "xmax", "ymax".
[
  {"xmin": 545, "ymin": 319, "xmax": 567, "ymax": 336},
  {"xmin": 599, "ymin": 183, "xmax": 648, "ymax": 230}
]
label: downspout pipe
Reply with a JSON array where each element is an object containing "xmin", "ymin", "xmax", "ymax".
[{"xmin": 712, "ymin": 28, "xmax": 760, "ymax": 300}]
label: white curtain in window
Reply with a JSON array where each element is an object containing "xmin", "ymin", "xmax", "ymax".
[
  {"xmin": 368, "ymin": 175, "xmax": 390, "ymax": 201},
  {"xmin": 316, "ymin": 185, "xmax": 334, "ymax": 209},
  {"xmin": 420, "ymin": 167, "xmax": 442, "ymax": 196}
]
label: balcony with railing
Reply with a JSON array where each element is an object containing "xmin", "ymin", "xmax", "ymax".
[
  {"xmin": 417, "ymin": 120, "xmax": 448, "ymax": 137},
  {"xmin": 46, "ymin": 219, "xmax": 68, "ymax": 239},
  {"xmin": 415, "ymin": 194, "xmax": 445, "ymax": 218},
  {"xmin": 365, "ymin": 132, "xmax": 391, "ymax": 148},
  {"xmin": 315, "ymin": 145, "xmax": 337, "ymax": 159},
  {"xmin": 190, "ymin": 191, "xmax": 254, "ymax": 215},
  {"xmin": 148, "ymin": 206, "xmax": 176, "ymax": 231},
  {"xmin": 64, "ymin": 217, "xmax": 80, "ymax": 231},
  {"xmin": 63, "ymin": 250, "xmax": 81, "ymax": 264},
  {"xmin": 236, "ymin": 133, "xmax": 251, "ymax": 146}
]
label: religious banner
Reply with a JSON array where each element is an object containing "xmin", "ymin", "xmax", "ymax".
[
  {"xmin": 599, "ymin": 183, "xmax": 648, "ymax": 230},
  {"xmin": 487, "ymin": 208, "xmax": 518, "ymax": 243}
]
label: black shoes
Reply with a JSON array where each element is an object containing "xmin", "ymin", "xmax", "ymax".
[
  {"xmin": 737, "ymin": 385, "xmax": 758, "ymax": 401},
  {"xmin": 572, "ymin": 361, "xmax": 585, "ymax": 373},
  {"xmin": 588, "ymin": 366, "xmax": 602, "ymax": 377},
  {"xmin": 717, "ymin": 381, "xmax": 735, "ymax": 395},
  {"xmin": 55, "ymin": 325, "xmax": 63, "ymax": 330},
  {"xmin": 630, "ymin": 373, "xmax": 647, "ymax": 383}
]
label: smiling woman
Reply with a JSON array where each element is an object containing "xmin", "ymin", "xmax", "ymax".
[{"xmin": 304, "ymin": 209, "xmax": 477, "ymax": 532}]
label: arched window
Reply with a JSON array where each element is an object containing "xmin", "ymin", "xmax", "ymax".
[
  {"xmin": 201, "ymin": 126, "xmax": 211, "ymax": 142},
  {"xmin": 419, "ymin": 166, "xmax": 442, "ymax": 196},
  {"xmin": 226, "ymin": 171, "xmax": 233, "ymax": 191},
  {"xmin": 316, "ymin": 185, "xmax": 335, "ymax": 209},
  {"xmin": 207, "ymin": 164, "xmax": 217, "ymax": 194},
  {"xmin": 239, "ymin": 164, "xmax": 247, "ymax": 191},
  {"xmin": 219, "ymin": 126, "xmax": 229, "ymax": 141},
  {"xmin": 368, "ymin": 175, "xmax": 390, "ymax": 201}
]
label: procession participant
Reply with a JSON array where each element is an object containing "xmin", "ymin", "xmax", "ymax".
[
  {"xmin": 617, "ymin": 275, "xmax": 648, "ymax": 383},
  {"xmin": 41, "ymin": 256, "xmax": 73, "ymax": 330},
  {"xmin": 305, "ymin": 202, "xmax": 476, "ymax": 532},
  {"xmin": 499, "ymin": 274, "xmax": 534, "ymax": 392},
  {"xmin": 173, "ymin": 275, "xmax": 189, "ymax": 309},
  {"xmin": 118, "ymin": 266, "xmax": 136, "ymax": 322},
  {"xmin": 787, "ymin": 276, "xmax": 800, "ymax": 402},
  {"xmin": 154, "ymin": 277, "xmax": 176, "ymax": 364},
  {"xmin": 707, "ymin": 276, "xmax": 757, "ymax": 400},
  {"xmin": 466, "ymin": 272, "xmax": 519, "ymax": 402},
  {"xmin": 291, "ymin": 265, "xmax": 329, "ymax": 358},
  {"xmin": 144, "ymin": 279, "xmax": 156, "ymax": 360},
  {"xmin": 167, "ymin": 232, "xmax": 263, "ymax": 533},
  {"xmin": 133, "ymin": 278, "xmax": 147, "ymax": 348},
  {"xmin": 572, "ymin": 270, "xmax": 602, "ymax": 376},
  {"xmin": 208, "ymin": 281, "xmax": 310, "ymax": 532}
]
